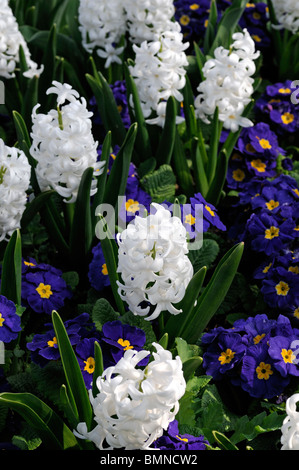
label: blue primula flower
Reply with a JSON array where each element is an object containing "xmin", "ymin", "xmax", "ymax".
[{"xmin": 0, "ymin": 295, "xmax": 22, "ymax": 343}]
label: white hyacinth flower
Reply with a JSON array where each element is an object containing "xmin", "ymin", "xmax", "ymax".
[
  {"xmin": 281, "ymin": 393, "xmax": 299, "ymax": 450},
  {"xmin": 129, "ymin": 23, "xmax": 189, "ymax": 127},
  {"xmin": 0, "ymin": 0, "xmax": 43, "ymax": 79},
  {"xmin": 0, "ymin": 139, "xmax": 31, "ymax": 241},
  {"xmin": 271, "ymin": 0, "xmax": 299, "ymax": 34},
  {"xmin": 74, "ymin": 343, "xmax": 186, "ymax": 450},
  {"xmin": 29, "ymin": 81, "xmax": 104, "ymax": 203},
  {"xmin": 194, "ymin": 29, "xmax": 260, "ymax": 132},
  {"xmin": 78, "ymin": 0, "xmax": 126, "ymax": 67},
  {"xmin": 116, "ymin": 203, "xmax": 193, "ymax": 321},
  {"xmin": 124, "ymin": 0, "xmax": 176, "ymax": 44}
]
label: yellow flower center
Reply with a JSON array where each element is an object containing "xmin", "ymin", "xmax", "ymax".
[
  {"xmin": 256, "ymin": 362, "xmax": 273, "ymax": 380},
  {"xmin": 205, "ymin": 205, "xmax": 215, "ymax": 217},
  {"xmin": 84, "ymin": 357, "xmax": 95, "ymax": 374},
  {"xmin": 257, "ymin": 137, "xmax": 272, "ymax": 149},
  {"xmin": 102, "ymin": 263, "xmax": 108, "ymax": 275},
  {"xmin": 278, "ymin": 88, "xmax": 291, "ymax": 94},
  {"xmin": 24, "ymin": 261, "xmax": 36, "ymax": 267},
  {"xmin": 275, "ymin": 281, "xmax": 290, "ymax": 296},
  {"xmin": 253, "ymin": 12, "xmax": 261, "ymax": 19},
  {"xmin": 232, "ymin": 169, "xmax": 246, "ymax": 182},
  {"xmin": 263, "ymin": 262, "xmax": 272, "ymax": 273},
  {"xmin": 264, "ymin": 226, "xmax": 279, "ymax": 239},
  {"xmin": 47, "ymin": 336, "xmax": 57, "ymax": 347},
  {"xmin": 281, "ymin": 112, "xmax": 294, "ymax": 125},
  {"xmin": 265, "ymin": 199, "xmax": 279, "ymax": 211},
  {"xmin": 294, "ymin": 307, "xmax": 299, "ymax": 319},
  {"xmin": 253, "ymin": 333, "xmax": 266, "ymax": 345},
  {"xmin": 0, "ymin": 313, "xmax": 5, "ymax": 327},
  {"xmin": 176, "ymin": 435, "xmax": 188, "ymax": 442},
  {"xmin": 292, "ymin": 188, "xmax": 299, "ymax": 197},
  {"xmin": 189, "ymin": 3, "xmax": 199, "ymax": 10},
  {"xmin": 125, "ymin": 199, "xmax": 140, "ymax": 213},
  {"xmin": 289, "ymin": 266, "xmax": 299, "ymax": 274},
  {"xmin": 281, "ymin": 349, "xmax": 295, "ymax": 364},
  {"xmin": 185, "ymin": 214, "xmax": 196, "ymax": 225},
  {"xmin": 117, "ymin": 338, "xmax": 134, "ymax": 351},
  {"xmin": 218, "ymin": 348, "xmax": 235, "ymax": 365},
  {"xmin": 36, "ymin": 283, "xmax": 53, "ymax": 299},
  {"xmin": 180, "ymin": 15, "xmax": 190, "ymax": 25},
  {"xmin": 252, "ymin": 35, "xmax": 262, "ymax": 43},
  {"xmin": 250, "ymin": 159, "xmax": 266, "ymax": 172}
]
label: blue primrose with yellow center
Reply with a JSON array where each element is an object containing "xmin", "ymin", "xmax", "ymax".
[
  {"xmin": 100, "ymin": 320, "xmax": 148, "ymax": 367},
  {"xmin": 268, "ymin": 335, "xmax": 299, "ymax": 378},
  {"xmin": 245, "ymin": 211, "xmax": 296, "ymax": 256},
  {"xmin": 75, "ymin": 337, "xmax": 100, "ymax": 389},
  {"xmin": 150, "ymin": 419, "xmax": 209, "ymax": 450},
  {"xmin": 239, "ymin": 342, "xmax": 290, "ymax": 399},
  {"xmin": 26, "ymin": 312, "xmax": 95, "ymax": 366},
  {"xmin": 261, "ymin": 267, "xmax": 299, "ymax": 310},
  {"xmin": 190, "ymin": 192, "xmax": 226, "ymax": 232},
  {"xmin": 88, "ymin": 241, "xmax": 111, "ymax": 292},
  {"xmin": 233, "ymin": 313, "xmax": 277, "ymax": 348},
  {"xmin": 21, "ymin": 270, "xmax": 72, "ymax": 315},
  {"xmin": 0, "ymin": 295, "xmax": 22, "ymax": 343},
  {"xmin": 202, "ymin": 331, "xmax": 247, "ymax": 381}
]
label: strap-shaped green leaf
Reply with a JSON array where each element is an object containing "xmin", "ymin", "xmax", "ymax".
[
  {"xmin": 69, "ymin": 167, "xmax": 94, "ymax": 272},
  {"xmin": 191, "ymin": 137, "xmax": 209, "ymax": 197},
  {"xmin": 91, "ymin": 130, "xmax": 112, "ymax": 230},
  {"xmin": 172, "ymin": 128, "xmax": 194, "ymax": 197},
  {"xmin": 0, "ymin": 392, "xmax": 79, "ymax": 450},
  {"xmin": 181, "ymin": 242, "xmax": 244, "ymax": 343},
  {"xmin": 0, "ymin": 229, "xmax": 22, "ymax": 306},
  {"xmin": 95, "ymin": 216, "xmax": 126, "ymax": 316},
  {"xmin": 124, "ymin": 63, "xmax": 152, "ymax": 163},
  {"xmin": 92, "ymin": 341, "xmax": 104, "ymax": 398},
  {"xmin": 103, "ymin": 122, "xmax": 137, "ymax": 213},
  {"xmin": 155, "ymin": 96, "xmax": 177, "ymax": 166},
  {"xmin": 52, "ymin": 310, "xmax": 93, "ymax": 430},
  {"xmin": 164, "ymin": 265, "xmax": 207, "ymax": 344},
  {"xmin": 205, "ymin": 149, "xmax": 228, "ymax": 206}
]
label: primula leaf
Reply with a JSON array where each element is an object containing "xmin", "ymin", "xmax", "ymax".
[
  {"xmin": 0, "ymin": 392, "xmax": 79, "ymax": 450},
  {"xmin": 140, "ymin": 164, "xmax": 176, "ymax": 203}
]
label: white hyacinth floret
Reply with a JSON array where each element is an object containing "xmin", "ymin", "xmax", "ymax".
[
  {"xmin": 0, "ymin": 0, "xmax": 43, "ymax": 79},
  {"xmin": 29, "ymin": 81, "xmax": 105, "ymax": 203},
  {"xmin": 116, "ymin": 203, "xmax": 194, "ymax": 321},
  {"xmin": 78, "ymin": 0, "xmax": 126, "ymax": 68},
  {"xmin": 124, "ymin": 0, "xmax": 176, "ymax": 44},
  {"xmin": 0, "ymin": 139, "xmax": 31, "ymax": 241},
  {"xmin": 129, "ymin": 22, "xmax": 189, "ymax": 127},
  {"xmin": 74, "ymin": 343, "xmax": 186, "ymax": 450},
  {"xmin": 194, "ymin": 28, "xmax": 260, "ymax": 132},
  {"xmin": 271, "ymin": 0, "xmax": 299, "ymax": 34},
  {"xmin": 281, "ymin": 393, "xmax": 299, "ymax": 450}
]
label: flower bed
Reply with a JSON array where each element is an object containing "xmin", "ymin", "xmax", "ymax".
[{"xmin": 0, "ymin": 0, "xmax": 299, "ymax": 453}]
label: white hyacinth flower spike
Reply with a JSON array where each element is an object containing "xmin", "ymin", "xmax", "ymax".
[
  {"xmin": 0, "ymin": 139, "xmax": 31, "ymax": 241},
  {"xmin": 74, "ymin": 342, "xmax": 186, "ymax": 450},
  {"xmin": 116, "ymin": 203, "xmax": 194, "ymax": 321},
  {"xmin": 29, "ymin": 81, "xmax": 105, "ymax": 203}
]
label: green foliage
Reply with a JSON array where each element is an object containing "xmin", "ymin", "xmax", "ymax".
[{"xmin": 140, "ymin": 164, "xmax": 177, "ymax": 203}]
